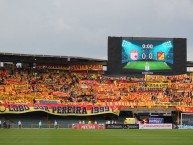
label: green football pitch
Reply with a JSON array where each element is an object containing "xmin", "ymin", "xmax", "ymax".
[
  {"xmin": 123, "ymin": 61, "xmax": 171, "ymax": 71},
  {"xmin": 0, "ymin": 129, "xmax": 193, "ymax": 145}
]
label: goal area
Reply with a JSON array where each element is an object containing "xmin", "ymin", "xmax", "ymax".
[{"xmin": 180, "ymin": 113, "xmax": 193, "ymax": 129}]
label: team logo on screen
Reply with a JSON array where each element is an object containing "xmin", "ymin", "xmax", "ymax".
[
  {"xmin": 157, "ymin": 52, "xmax": 165, "ymax": 60},
  {"xmin": 130, "ymin": 50, "xmax": 138, "ymax": 60}
]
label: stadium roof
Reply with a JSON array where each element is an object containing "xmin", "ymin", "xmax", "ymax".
[
  {"xmin": 1, "ymin": 52, "xmax": 193, "ymax": 67},
  {"xmin": 0, "ymin": 52, "xmax": 107, "ymax": 65}
]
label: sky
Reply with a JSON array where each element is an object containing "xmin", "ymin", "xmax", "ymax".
[{"xmin": 0, "ymin": 0, "xmax": 193, "ymax": 60}]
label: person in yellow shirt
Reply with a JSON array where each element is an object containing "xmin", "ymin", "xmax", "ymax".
[{"xmin": 88, "ymin": 121, "xmax": 91, "ymax": 124}]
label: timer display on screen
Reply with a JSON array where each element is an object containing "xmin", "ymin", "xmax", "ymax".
[{"xmin": 122, "ymin": 39, "xmax": 173, "ymax": 72}]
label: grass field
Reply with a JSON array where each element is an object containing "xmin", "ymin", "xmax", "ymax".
[
  {"xmin": 123, "ymin": 61, "xmax": 171, "ymax": 71},
  {"xmin": 1, "ymin": 129, "xmax": 193, "ymax": 145}
]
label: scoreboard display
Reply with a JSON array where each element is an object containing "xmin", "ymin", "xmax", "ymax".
[
  {"xmin": 122, "ymin": 39, "xmax": 173, "ymax": 72},
  {"xmin": 108, "ymin": 37, "xmax": 186, "ymax": 75}
]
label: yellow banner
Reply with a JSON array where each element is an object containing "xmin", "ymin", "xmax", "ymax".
[
  {"xmin": 145, "ymin": 83, "xmax": 169, "ymax": 88},
  {"xmin": 0, "ymin": 104, "xmax": 121, "ymax": 116},
  {"xmin": 36, "ymin": 64, "xmax": 103, "ymax": 71},
  {"xmin": 70, "ymin": 65, "xmax": 103, "ymax": 71}
]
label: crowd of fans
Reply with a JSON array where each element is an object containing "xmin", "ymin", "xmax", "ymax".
[{"xmin": 0, "ymin": 68, "xmax": 193, "ymax": 107}]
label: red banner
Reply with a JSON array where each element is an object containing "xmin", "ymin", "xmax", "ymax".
[
  {"xmin": 176, "ymin": 106, "xmax": 193, "ymax": 113},
  {"xmin": 72, "ymin": 124, "xmax": 105, "ymax": 129}
]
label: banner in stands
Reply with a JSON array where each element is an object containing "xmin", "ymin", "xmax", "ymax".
[
  {"xmin": 176, "ymin": 106, "xmax": 193, "ymax": 113},
  {"xmin": 0, "ymin": 104, "xmax": 121, "ymax": 116},
  {"xmin": 145, "ymin": 82, "xmax": 169, "ymax": 88},
  {"xmin": 79, "ymin": 80, "xmax": 98, "ymax": 84},
  {"xmin": 36, "ymin": 64, "xmax": 69, "ymax": 70},
  {"xmin": 36, "ymin": 64, "xmax": 103, "ymax": 71},
  {"xmin": 70, "ymin": 65, "xmax": 103, "ymax": 71},
  {"xmin": 35, "ymin": 99, "xmax": 61, "ymax": 104}
]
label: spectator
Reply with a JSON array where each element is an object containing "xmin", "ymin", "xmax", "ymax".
[
  {"xmin": 39, "ymin": 120, "xmax": 42, "ymax": 129},
  {"xmin": 3, "ymin": 121, "xmax": 7, "ymax": 128},
  {"xmin": 54, "ymin": 120, "xmax": 58, "ymax": 129},
  {"xmin": 18, "ymin": 120, "xmax": 22, "ymax": 128}
]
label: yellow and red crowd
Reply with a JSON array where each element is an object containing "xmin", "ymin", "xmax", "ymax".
[{"xmin": 0, "ymin": 69, "xmax": 193, "ymax": 107}]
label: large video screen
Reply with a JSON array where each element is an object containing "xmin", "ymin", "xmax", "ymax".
[
  {"xmin": 107, "ymin": 37, "xmax": 187, "ymax": 75},
  {"xmin": 122, "ymin": 39, "xmax": 173, "ymax": 72}
]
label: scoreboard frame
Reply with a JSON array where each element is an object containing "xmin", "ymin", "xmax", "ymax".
[{"xmin": 107, "ymin": 37, "xmax": 187, "ymax": 75}]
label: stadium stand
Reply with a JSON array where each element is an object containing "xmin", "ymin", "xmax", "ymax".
[
  {"xmin": 0, "ymin": 68, "xmax": 192, "ymax": 107},
  {"xmin": 1, "ymin": 52, "xmax": 193, "ymax": 128}
]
